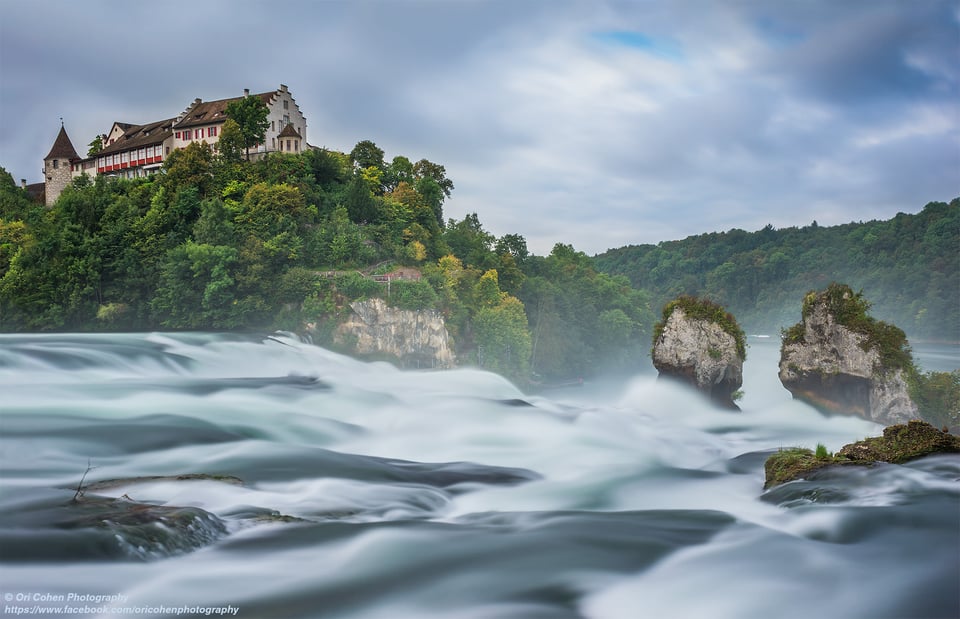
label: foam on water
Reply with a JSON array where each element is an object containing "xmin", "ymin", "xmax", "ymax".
[{"xmin": 1, "ymin": 333, "xmax": 957, "ymax": 619}]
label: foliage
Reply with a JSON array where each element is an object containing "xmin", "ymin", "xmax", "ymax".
[
  {"xmin": 334, "ymin": 272, "xmax": 382, "ymax": 300},
  {"xmin": 473, "ymin": 294, "xmax": 532, "ymax": 379},
  {"xmin": 87, "ymin": 135, "xmax": 104, "ymax": 157},
  {"xmin": 388, "ymin": 279, "xmax": 439, "ymax": 310},
  {"xmin": 653, "ymin": 295, "xmax": 747, "ymax": 360},
  {"xmin": 216, "ymin": 119, "xmax": 245, "ymax": 165},
  {"xmin": 783, "ymin": 283, "xmax": 913, "ymax": 373},
  {"xmin": 225, "ymin": 95, "xmax": 270, "ymax": 161},
  {"xmin": 763, "ymin": 447, "xmax": 850, "ymax": 489},
  {"xmin": 350, "ymin": 140, "xmax": 385, "ymax": 172},
  {"xmin": 518, "ymin": 243, "xmax": 654, "ymax": 380},
  {"xmin": 595, "ymin": 199, "xmax": 959, "ymax": 339},
  {"xmin": 910, "ymin": 370, "xmax": 960, "ymax": 431}
]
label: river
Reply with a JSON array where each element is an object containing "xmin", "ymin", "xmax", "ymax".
[{"xmin": 1, "ymin": 333, "xmax": 957, "ymax": 619}]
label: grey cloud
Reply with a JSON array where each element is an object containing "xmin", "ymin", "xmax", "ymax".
[{"xmin": 1, "ymin": 1, "xmax": 957, "ymax": 257}]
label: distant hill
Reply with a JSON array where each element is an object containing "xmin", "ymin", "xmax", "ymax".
[{"xmin": 594, "ymin": 199, "xmax": 959, "ymax": 340}]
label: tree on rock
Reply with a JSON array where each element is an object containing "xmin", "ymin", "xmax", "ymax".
[{"xmin": 778, "ymin": 283, "xmax": 919, "ymax": 425}]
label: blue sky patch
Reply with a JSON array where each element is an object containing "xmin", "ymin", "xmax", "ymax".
[{"xmin": 591, "ymin": 30, "xmax": 684, "ymax": 60}]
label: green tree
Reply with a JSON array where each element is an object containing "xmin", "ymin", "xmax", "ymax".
[
  {"xmin": 350, "ymin": 140, "xmax": 385, "ymax": 172},
  {"xmin": 344, "ymin": 175, "xmax": 379, "ymax": 224},
  {"xmin": 384, "ymin": 155, "xmax": 414, "ymax": 193},
  {"xmin": 225, "ymin": 95, "xmax": 270, "ymax": 161},
  {"xmin": 0, "ymin": 167, "xmax": 41, "ymax": 223},
  {"xmin": 413, "ymin": 159, "xmax": 454, "ymax": 200},
  {"xmin": 474, "ymin": 294, "xmax": 532, "ymax": 380},
  {"xmin": 161, "ymin": 141, "xmax": 215, "ymax": 197},
  {"xmin": 216, "ymin": 118, "xmax": 245, "ymax": 164},
  {"xmin": 443, "ymin": 213, "xmax": 494, "ymax": 269},
  {"xmin": 152, "ymin": 241, "xmax": 239, "ymax": 328},
  {"xmin": 87, "ymin": 134, "xmax": 104, "ymax": 157}
]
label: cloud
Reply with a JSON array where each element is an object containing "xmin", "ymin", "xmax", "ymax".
[{"xmin": 1, "ymin": 0, "xmax": 957, "ymax": 256}]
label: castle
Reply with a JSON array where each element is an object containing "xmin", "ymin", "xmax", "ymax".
[{"xmin": 39, "ymin": 84, "xmax": 307, "ymax": 206}]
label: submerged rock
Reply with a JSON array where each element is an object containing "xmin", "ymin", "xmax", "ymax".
[
  {"xmin": 764, "ymin": 420, "xmax": 960, "ymax": 488},
  {"xmin": 778, "ymin": 284, "xmax": 919, "ymax": 425},
  {"xmin": 652, "ymin": 298, "xmax": 746, "ymax": 409},
  {"xmin": 65, "ymin": 494, "xmax": 228, "ymax": 560}
]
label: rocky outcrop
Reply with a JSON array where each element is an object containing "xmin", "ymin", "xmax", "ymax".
[
  {"xmin": 652, "ymin": 303, "xmax": 744, "ymax": 409},
  {"xmin": 763, "ymin": 420, "xmax": 960, "ymax": 488},
  {"xmin": 778, "ymin": 285, "xmax": 919, "ymax": 425},
  {"xmin": 335, "ymin": 298, "xmax": 455, "ymax": 369}
]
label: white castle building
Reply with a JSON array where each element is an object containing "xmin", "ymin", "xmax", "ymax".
[{"xmin": 40, "ymin": 84, "xmax": 307, "ymax": 206}]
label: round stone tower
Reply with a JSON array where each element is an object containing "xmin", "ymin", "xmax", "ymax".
[{"xmin": 44, "ymin": 122, "xmax": 80, "ymax": 206}]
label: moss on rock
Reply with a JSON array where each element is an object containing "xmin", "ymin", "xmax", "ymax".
[
  {"xmin": 653, "ymin": 295, "xmax": 746, "ymax": 361},
  {"xmin": 764, "ymin": 420, "xmax": 960, "ymax": 489}
]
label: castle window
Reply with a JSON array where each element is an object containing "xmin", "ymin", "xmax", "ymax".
[
  {"xmin": 175, "ymin": 132, "xmax": 181, "ymax": 139},
  {"xmin": 283, "ymin": 99, "xmax": 289, "ymax": 110},
  {"xmin": 209, "ymin": 126, "xmax": 218, "ymax": 137},
  {"xmin": 52, "ymin": 160, "xmax": 58, "ymax": 169},
  {"xmin": 197, "ymin": 128, "xmax": 204, "ymax": 139}
]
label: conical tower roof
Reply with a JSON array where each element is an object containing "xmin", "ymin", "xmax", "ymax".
[
  {"xmin": 44, "ymin": 124, "xmax": 80, "ymax": 161},
  {"xmin": 278, "ymin": 123, "xmax": 302, "ymax": 139}
]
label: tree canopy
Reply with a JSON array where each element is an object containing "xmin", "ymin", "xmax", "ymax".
[
  {"xmin": 595, "ymin": 200, "xmax": 959, "ymax": 340},
  {"xmin": 225, "ymin": 95, "xmax": 270, "ymax": 161},
  {"xmin": 3, "ymin": 132, "xmax": 953, "ymax": 392}
]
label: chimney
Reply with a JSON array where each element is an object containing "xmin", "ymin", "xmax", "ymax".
[
  {"xmin": 20, "ymin": 179, "xmax": 26, "ymax": 189},
  {"xmin": 243, "ymin": 88, "xmax": 250, "ymax": 97}
]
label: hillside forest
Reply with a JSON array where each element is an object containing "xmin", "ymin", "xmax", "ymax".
[
  {"xmin": 595, "ymin": 199, "xmax": 959, "ymax": 340},
  {"xmin": 1, "ymin": 130, "xmax": 957, "ymax": 385},
  {"xmin": 0, "ymin": 139, "xmax": 653, "ymax": 384}
]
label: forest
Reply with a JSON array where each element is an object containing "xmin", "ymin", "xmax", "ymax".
[
  {"xmin": 2, "ymin": 99, "xmax": 956, "ymax": 385},
  {"xmin": 0, "ymin": 136, "xmax": 653, "ymax": 384},
  {"xmin": 594, "ymin": 199, "xmax": 959, "ymax": 341}
]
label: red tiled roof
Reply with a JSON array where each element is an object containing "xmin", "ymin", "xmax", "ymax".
[
  {"xmin": 173, "ymin": 91, "xmax": 275, "ymax": 130},
  {"xmin": 98, "ymin": 118, "xmax": 175, "ymax": 156}
]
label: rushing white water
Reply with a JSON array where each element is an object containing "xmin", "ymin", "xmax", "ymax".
[{"xmin": 0, "ymin": 333, "xmax": 957, "ymax": 619}]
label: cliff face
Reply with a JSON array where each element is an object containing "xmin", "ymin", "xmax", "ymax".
[
  {"xmin": 335, "ymin": 298, "xmax": 455, "ymax": 369},
  {"xmin": 778, "ymin": 296, "xmax": 918, "ymax": 425},
  {"xmin": 652, "ymin": 307, "xmax": 743, "ymax": 409}
]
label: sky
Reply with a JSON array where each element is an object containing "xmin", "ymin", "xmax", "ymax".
[{"xmin": 1, "ymin": 0, "xmax": 958, "ymax": 256}]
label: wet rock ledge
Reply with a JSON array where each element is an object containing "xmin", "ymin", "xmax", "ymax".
[{"xmin": 764, "ymin": 420, "xmax": 960, "ymax": 489}]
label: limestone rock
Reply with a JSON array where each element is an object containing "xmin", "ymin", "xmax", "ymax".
[
  {"xmin": 652, "ymin": 306, "xmax": 743, "ymax": 409},
  {"xmin": 335, "ymin": 298, "xmax": 455, "ymax": 369},
  {"xmin": 778, "ymin": 288, "xmax": 919, "ymax": 425}
]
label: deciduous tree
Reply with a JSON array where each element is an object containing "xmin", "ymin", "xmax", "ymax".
[{"xmin": 225, "ymin": 95, "xmax": 270, "ymax": 161}]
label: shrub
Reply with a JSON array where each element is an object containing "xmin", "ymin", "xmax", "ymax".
[
  {"xmin": 910, "ymin": 370, "xmax": 960, "ymax": 431},
  {"xmin": 334, "ymin": 271, "xmax": 382, "ymax": 300},
  {"xmin": 389, "ymin": 279, "xmax": 439, "ymax": 310}
]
